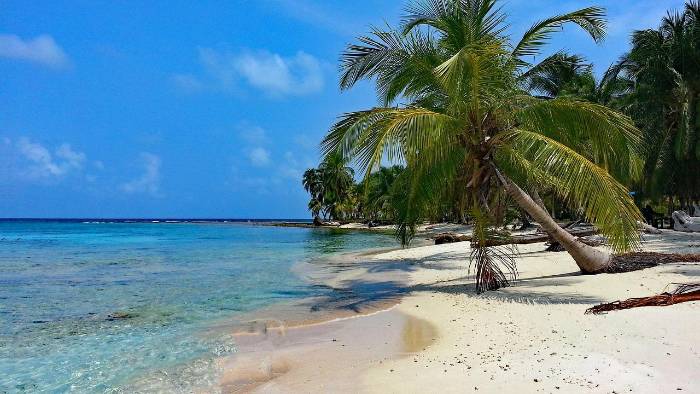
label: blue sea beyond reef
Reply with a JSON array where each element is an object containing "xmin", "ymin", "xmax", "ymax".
[{"xmin": 0, "ymin": 220, "xmax": 397, "ymax": 392}]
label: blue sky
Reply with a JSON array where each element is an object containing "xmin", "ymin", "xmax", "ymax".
[{"xmin": 0, "ymin": 0, "xmax": 685, "ymax": 218}]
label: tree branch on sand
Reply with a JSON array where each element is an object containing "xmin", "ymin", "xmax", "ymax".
[
  {"xmin": 586, "ymin": 283, "xmax": 700, "ymax": 314},
  {"xmin": 433, "ymin": 227, "xmax": 599, "ymax": 246}
]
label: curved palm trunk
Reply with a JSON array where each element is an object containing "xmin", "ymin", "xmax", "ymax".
[{"xmin": 492, "ymin": 167, "xmax": 611, "ymax": 273}]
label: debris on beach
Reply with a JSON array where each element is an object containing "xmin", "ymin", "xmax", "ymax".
[
  {"xmin": 605, "ymin": 252, "xmax": 700, "ymax": 273},
  {"xmin": 585, "ymin": 283, "xmax": 700, "ymax": 314}
]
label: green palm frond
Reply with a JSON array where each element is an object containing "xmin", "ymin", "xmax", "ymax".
[
  {"xmin": 432, "ymin": 40, "xmax": 513, "ymax": 104},
  {"xmin": 598, "ymin": 61, "xmax": 633, "ymax": 99},
  {"xmin": 401, "ymin": 0, "xmax": 506, "ymax": 48},
  {"xmin": 340, "ymin": 26, "xmax": 445, "ymax": 105},
  {"xmin": 518, "ymin": 52, "xmax": 590, "ymax": 97},
  {"xmin": 497, "ymin": 129, "xmax": 642, "ymax": 253},
  {"xmin": 516, "ymin": 98, "xmax": 643, "ymax": 182},
  {"xmin": 392, "ymin": 149, "xmax": 463, "ymax": 245},
  {"xmin": 401, "ymin": 0, "xmax": 455, "ymax": 34},
  {"xmin": 512, "ymin": 7, "xmax": 607, "ymax": 60},
  {"xmin": 322, "ymin": 107, "xmax": 460, "ymax": 176},
  {"xmin": 623, "ymin": 2, "xmax": 700, "ymax": 199},
  {"xmin": 494, "ymin": 145, "xmax": 566, "ymax": 193},
  {"xmin": 340, "ymin": 26, "xmax": 404, "ymax": 90}
]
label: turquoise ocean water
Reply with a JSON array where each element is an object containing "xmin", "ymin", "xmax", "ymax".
[{"xmin": 0, "ymin": 220, "xmax": 396, "ymax": 392}]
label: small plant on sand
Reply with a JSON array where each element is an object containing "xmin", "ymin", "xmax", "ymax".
[{"xmin": 321, "ymin": 0, "xmax": 644, "ymax": 292}]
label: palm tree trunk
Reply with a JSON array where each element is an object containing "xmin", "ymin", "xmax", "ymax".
[
  {"xmin": 491, "ymin": 165, "xmax": 611, "ymax": 273},
  {"xmin": 530, "ymin": 189, "xmax": 547, "ymax": 212}
]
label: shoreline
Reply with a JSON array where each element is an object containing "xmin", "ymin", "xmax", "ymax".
[
  {"xmin": 216, "ymin": 229, "xmax": 700, "ymax": 393},
  {"xmin": 199, "ymin": 244, "xmax": 429, "ymax": 392}
]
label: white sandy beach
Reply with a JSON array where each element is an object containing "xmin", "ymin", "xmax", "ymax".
[{"xmin": 224, "ymin": 229, "xmax": 700, "ymax": 393}]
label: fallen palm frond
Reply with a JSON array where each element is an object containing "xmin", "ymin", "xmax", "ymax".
[
  {"xmin": 586, "ymin": 283, "xmax": 700, "ymax": 314},
  {"xmin": 605, "ymin": 252, "xmax": 700, "ymax": 273}
]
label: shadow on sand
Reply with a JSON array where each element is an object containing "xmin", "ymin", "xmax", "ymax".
[{"xmin": 303, "ymin": 243, "xmax": 700, "ymax": 315}]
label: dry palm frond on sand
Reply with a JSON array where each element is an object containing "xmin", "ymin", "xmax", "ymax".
[
  {"xmin": 586, "ymin": 283, "xmax": 700, "ymax": 314},
  {"xmin": 604, "ymin": 252, "xmax": 700, "ymax": 273}
]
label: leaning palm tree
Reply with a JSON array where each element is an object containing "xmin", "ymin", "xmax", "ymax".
[{"xmin": 321, "ymin": 0, "xmax": 643, "ymax": 292}]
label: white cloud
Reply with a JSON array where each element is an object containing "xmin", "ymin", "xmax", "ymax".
[
  {"xmin": 279, "ymin": 151, "xmax": 302, "ymax": 179},
  {"xmin": 235, "ymin": 123, "xmax": 273, "ymax": 167},
  {"xmin": 55, "ymin": 143, "xmax": 86, "ymax": 167},
  {"xmin": 121, "ymin": 153, "xmax": 162, "ymax": 197},
  {"xmin": 171, "ymin": 73, "xmax": 204, "ymax": 92},
  {"xmin": 0, "ymin": 34, "xmax": 69, "ymax": 68},
  {"xmin": 237, "ymin": 123, "xmax": 268, "ymax": 144},
  {"xmin": 177, "ymin": 48, "xmax": 324, "ymax": 96},
  {"xmin": 233, "ymin": 50, "xmax": 323, "ymax": 96},
  {"xmin": 279, "ymin": 151, "xmax": 315, "ymax": 179},
  {"xmin": 248, "ymin": 147, "xmax": 271, "ymax": 167},
  {"xmin": 293, "ymin": 133, "xmax": 317, "ymax": 150},
  {"xmin": 229, "ymin": 166, "xmax": 284, "ymax": 195},
  {"xmin": 228, "ymin": 149, "xmax": 313, "ymax": 196},
  {"xmin": 606, "ymin": 1, "xmax": 685, "ymax": 36},
  {"xmin": 263, "ymin": 0, "xmax": 359, "ymax": 36},
  {"xmin": 16, "ymin": 138, "xmax": 85, "ymax": 178}
]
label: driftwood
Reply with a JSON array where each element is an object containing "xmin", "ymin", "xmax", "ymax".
[
  {"xmin": 434, "ymin": 233, "xmax": 471, "ymax": 244},
  {"xmin": 433, "ymin": 227, "xmax": 598, "ymax": 246},
  {"xmin": 637, "ymin": 220, "xmax": 662, "ymax": 234},
  {"xmin": 586, "ymin": 283, "xmax": 700, "ymax": 314}
]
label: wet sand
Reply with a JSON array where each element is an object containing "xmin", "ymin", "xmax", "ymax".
[{"xmin": 220, "ymin": 308, "xmax": 435, "ymax": 392}]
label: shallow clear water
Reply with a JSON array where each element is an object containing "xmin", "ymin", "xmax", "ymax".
[{"xmin": 0, "ymin": 221, "xmax": 396, "ymax": 392}]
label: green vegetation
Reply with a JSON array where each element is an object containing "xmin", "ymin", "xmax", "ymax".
[
  {"xmin": 303, "ymin": 153, "xmax": 405, "ymax": 223},
  {"xmin": 512, "ymin": 1, "xmax": 700, "ymax": 209},
  {"xmin": 623, "ymin": 2, "xmax": 700, "ymax": 208},
  {"xmin": 302, "ymin": 152, "xmax": 355, "ymax": 223},
  {"xmin": 302, "ymin": 0, "xmax": 700, "ymax": 292}
]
